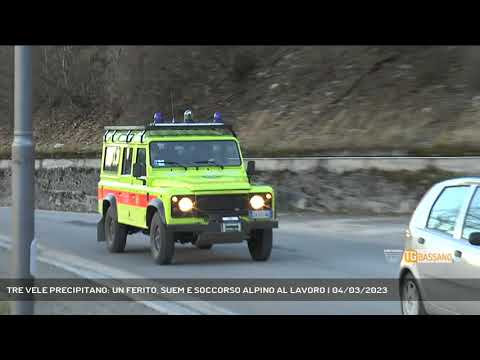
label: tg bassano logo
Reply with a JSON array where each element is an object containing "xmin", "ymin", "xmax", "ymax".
[{"xmin": 403, "ymin": 249, "xmax": 454, "ymax": 264}]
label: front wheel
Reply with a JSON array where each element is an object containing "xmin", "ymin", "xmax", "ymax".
[
  {"xmin": 150, "ymin": 212, "xmax": 175, "ymax": 265},
  {"xmin": 400, "ymin": 273, "xmax": 427, "ymax": 315},
  {"xmin": 248, "ymin": 229, "xmax": 272, "ymax": 261}
]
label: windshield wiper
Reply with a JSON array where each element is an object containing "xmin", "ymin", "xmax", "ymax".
[
  {"xmin": 193, "ymin": 160, "xmax": 225, "ymax": 169},
  {"xmin": 162, "ymin": 161, "xmax": 188, "ymax": 170}
]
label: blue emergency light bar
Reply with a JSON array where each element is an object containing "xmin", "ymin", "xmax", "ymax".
[
  {"xmin": 146, "ymin": 122, "xmax": 228, "ymax": 130},
  {"xmin": 104, "ymin": 122, "xmax": 237, "ymax": 143}
]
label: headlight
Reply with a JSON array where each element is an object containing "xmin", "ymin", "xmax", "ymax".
[
  {"xmin": 178, "ymin": 197, "xmax": 194, "ymax": 212},
  {"xmin": 250, "ymin": 195, "xmax": 265, "ymax": 210}
]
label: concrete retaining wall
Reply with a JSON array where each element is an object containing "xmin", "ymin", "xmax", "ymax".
[
  {"xmin": 0, "ymin": 157, "xmax": 478, "ymax": 214},
  {"xmin": 2, "ymin": 156, "xmax": 480, "ymax": 173},
  {"xmin": 249, "ymin": 157, "xmax": 480, "ymax": 174}
]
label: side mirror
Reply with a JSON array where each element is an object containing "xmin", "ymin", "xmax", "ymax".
[
  {"xmin": 469, "ymin": 232, "xmax": 480, "ymax": 246},
  {"xmin": 246, "ymin": 160, "xmax": 255, "ymax": 176},
  {"xmin": 133, "ymin": 163, "xmax": 146, "ymax": 178}
]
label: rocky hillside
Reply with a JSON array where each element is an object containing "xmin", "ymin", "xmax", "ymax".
[{"xmin": 1, "ymin": 46, "xmax": 480, "ymax": 158}]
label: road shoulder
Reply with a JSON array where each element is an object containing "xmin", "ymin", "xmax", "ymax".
[{"xmin": 0, "ymin": 246, "xmax": 163, "ymax": 315}]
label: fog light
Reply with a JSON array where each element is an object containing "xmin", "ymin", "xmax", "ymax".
[
  {"xmin": 178, "ymin": 197, "xmax": 193, "ymax": 212},
  {"xmin": 250, "ymin": 195, "xmax": 265, "ymax": 210},
  {"xmin": 172, "ymin": 196, "xmax": 178, "ymax": 203},
  {"xmin": 266, "ymin": 193, "xmax": 272, "ymax": 200}
]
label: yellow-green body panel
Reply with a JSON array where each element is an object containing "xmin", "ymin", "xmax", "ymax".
[{"xmin": 98, "ymin": 130, "xmax": 276, "ymax": 229}]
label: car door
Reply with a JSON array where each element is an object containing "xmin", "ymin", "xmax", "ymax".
[
  {"xmin": 444, "ymin": 185, "xmax": 480, "ymax": 314},
  {"xmin": 118, "ymin": 146, "xmax": 135, "ymax": 223},
  {"xmin": 101, "ymin": 144, "xmax": 121, "ymax": 207},
  {"xmin": 131, "ymin": 147, "xmax": 148, "ymax": 227},
  {"xmin": 415, "ymin": 185, "xmax": 473, "ymax": 312}
]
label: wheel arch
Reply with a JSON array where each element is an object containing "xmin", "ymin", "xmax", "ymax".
[
  {"xmin": 399, "ymin": 267, "xmax": 413, "ymax": 284},
  {"xmin": 399, "ymin": 267, "xmax": 414, "ymax": 295},
  {"xmin": 146, "ymin": 198, "xmax": 166, "ymax": 230},
  {"xmin": 97, "ymin": 194, "xmax": 117, "ymax": 242},
  {"xmin": 102, "ymin": 194, "xmax": 117, "ymax": 217}
]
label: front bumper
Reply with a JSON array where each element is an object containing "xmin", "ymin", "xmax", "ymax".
[{"xmin": 166, "ymin": 219, "xmax": 278, "ymax": 233}]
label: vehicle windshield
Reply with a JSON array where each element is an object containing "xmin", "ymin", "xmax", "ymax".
[{"xmin": 149, "ymin": 140, "xmax": 242, "ymax": 168}]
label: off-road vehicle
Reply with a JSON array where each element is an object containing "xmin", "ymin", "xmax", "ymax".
[{"xmin": 97, "ymin": 121, "xmax": 278, "ymax": 265}]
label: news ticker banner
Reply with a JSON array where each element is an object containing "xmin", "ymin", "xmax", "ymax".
[{"xmin": 2, "ymin": 278, "xmax": 480, "ymax": 301}]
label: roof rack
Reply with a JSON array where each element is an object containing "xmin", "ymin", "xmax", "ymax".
[{"xmin": 103, "ymin": 122, "xmax": 237, "ymax": 143}]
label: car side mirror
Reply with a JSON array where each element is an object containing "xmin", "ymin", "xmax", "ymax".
[
  {"xmin": 469, "ymin": 232, "xmax": 480, "ymax": 246},
  {"xmin": 247, "ymin": 160, "xmax": 255, "ymax": 176},
  {"xmin": 133, "ymin": 163, "xmax": 146, "ymax": 178}
]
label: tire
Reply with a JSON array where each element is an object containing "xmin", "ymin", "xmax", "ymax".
[
  {"xmin": 104, "ymin": 206, "xmax": 127, "ymax": 253},
  {"xmin": 150, "ymin": 212, "xmax": 175, "ymax": 265},
  {"xmin": 248, "ymin": 229, "xmax": 272, "ymax": 261},
  {"xmin": 400, "ymin": 272, "xmax": 427, "ymax": 315}
]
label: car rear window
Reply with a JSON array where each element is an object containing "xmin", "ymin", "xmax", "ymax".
[
  {"xmin": 427, "ymin": 186, "xmax": 470, "ymax": 236},
  {"xmin": 103, "ymin": 146, "xmax": 120, "ymax": 173},
  {"xmin": 462, "ymin": 187, "xmax": 480, "ymax": 240}
]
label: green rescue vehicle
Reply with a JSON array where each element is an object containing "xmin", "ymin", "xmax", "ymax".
[{"xmin": 97, "ymin": 121, "xmax": 278, "ymax": 265}]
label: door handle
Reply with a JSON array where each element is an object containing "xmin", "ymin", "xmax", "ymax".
[
  {"xmin": 418, "ymin": 238, "xmax": 425, "ymax": 244},
  {"xmin": 454, "ymin": 250, "xmax": 462, "ymax": 258}
]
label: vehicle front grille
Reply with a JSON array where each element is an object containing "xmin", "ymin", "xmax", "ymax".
[{"xmin": 196, "ymin": 194, "xmax": 248, "ymax": 215}]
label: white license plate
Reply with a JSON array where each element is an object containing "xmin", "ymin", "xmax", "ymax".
[
  {"xmin": 249, "ymin": 210, "xmax": 272, "ymax": 219},
  {"xmin": 221, "ymin": 221, "xmax": 242, "ymax": 232}
]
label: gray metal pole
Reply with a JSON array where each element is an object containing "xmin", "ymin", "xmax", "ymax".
[{"xmin": 11, "ymin": 46, "xmax": 34, "ymax": 315}]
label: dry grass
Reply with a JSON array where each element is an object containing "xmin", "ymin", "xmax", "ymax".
[{"xmin": 2, "ymin": 46, "xmax": 480, "ymax": 158}]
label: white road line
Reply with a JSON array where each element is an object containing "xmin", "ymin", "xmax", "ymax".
[{"xmin": 0, "ymin": 235, "xmax": 237, "ymax": 315}]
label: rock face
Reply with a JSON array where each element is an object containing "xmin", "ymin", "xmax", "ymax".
[
  {"xmin": 253, "ymin": 167, "xmax": 452, "ymax": 215},
  {"xmin": 0, "ymin": 164, "xmax": 455, "ymax": 215},
  {"xmin": 0, "ymin": 167, "xmax": 99, "ymax": 213}
]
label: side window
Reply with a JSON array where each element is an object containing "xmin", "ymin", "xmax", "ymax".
[
  {"xmin": 427, "ymin": 186, "xmax": 470, "ymax": 236},
  {"xmin": 463, "ymin": 187, "xmax": 480, "ymax": 240},
  {"xmin": 137, "ymin": 148, "xmax": 146, "ymax": 167},
  {"xmin": 103, "ymin": 146, "xmax": 120, "ymax": 173},
  {"xmin": 121, "ymin": 147, "xmax": 133, "ymax": 175}
]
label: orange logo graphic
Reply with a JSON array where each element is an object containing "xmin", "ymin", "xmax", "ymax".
[
  {"xmin": 404, "ymin": 250, "xmax": 418, "ymax": 263},
  {"xmin": 403, "ymin": 249, "xmax": 453, "ymax": 264}
]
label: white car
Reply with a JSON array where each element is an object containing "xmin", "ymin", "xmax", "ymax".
[{"xmin": 400, "ymin": 177, "xmax": 480, "ymax": 315}]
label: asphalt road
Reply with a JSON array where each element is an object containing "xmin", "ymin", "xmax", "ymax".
[
  {"xmin": 0, "ymin": 247, "xmax": 161, "ymax": 315},
  {"xmin": 0, "ymin": 207, "xmax": 408, "ymax": 315}
]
